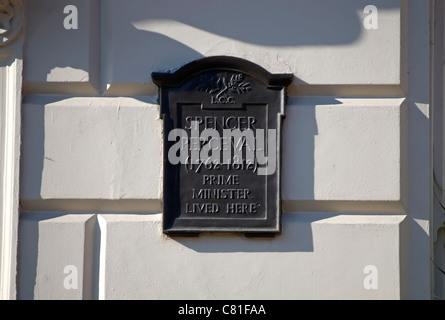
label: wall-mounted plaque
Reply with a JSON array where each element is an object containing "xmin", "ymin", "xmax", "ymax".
[{"xmin": 152, "ymin": 56, "xmax": 293, "ymax": 236}]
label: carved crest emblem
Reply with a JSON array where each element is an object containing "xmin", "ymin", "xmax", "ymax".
[{"xmin": 197, "ymin": 73, "xmax": 251, "ymax": 104}]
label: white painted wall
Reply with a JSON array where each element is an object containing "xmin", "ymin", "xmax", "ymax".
[{"xmin": 13, "ymin": 0, "xmax": 434, "ymax": 299}]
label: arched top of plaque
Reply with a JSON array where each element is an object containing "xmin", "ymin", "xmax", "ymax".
[{"xmin": 152, "ymin": 56, "xmax": 293, "ymax": 89}]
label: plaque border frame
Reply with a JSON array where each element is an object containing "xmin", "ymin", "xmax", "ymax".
[{"xmin": 153, "ymin": 56, "xmax": 293, "ymax": 237}]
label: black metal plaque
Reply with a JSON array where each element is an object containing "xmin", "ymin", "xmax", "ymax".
[{"xmin": 152, "ymin": 56, "xmax": 292, "ymax": 236}]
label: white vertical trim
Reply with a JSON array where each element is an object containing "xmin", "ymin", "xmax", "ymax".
[
  {"xmin": 97, "ymin": 215, "xmax": 107, "ymax": 300},
  {"xmin": 0, "ymin": 0, "xmax": 23, "ymax": 299},
  {"xmin": 0, "ymin": 57, "xmax": 22, "ymax": 300}
]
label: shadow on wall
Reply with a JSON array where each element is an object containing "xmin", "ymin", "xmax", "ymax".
[
  {"xmin": 282, "ymin": 97, "xmax": 342, "ymax": 203},
  {"xmin": 23, "ymin": 0, "xmax": 400, "ymax": 87},
  {"xmin": 114, "ymin": 0, "xmax": 399, "ymax": 81},
  {"xmin": 176, "ymin": 213, "xmax": 340, "ymax": 253},
  {"xmin": 16, "ymin": 214, "xmax": 39, "ymax": 300},
  {"xmin": 128, "ymin": 0, "xmax": 398, "ymax": 47}
]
